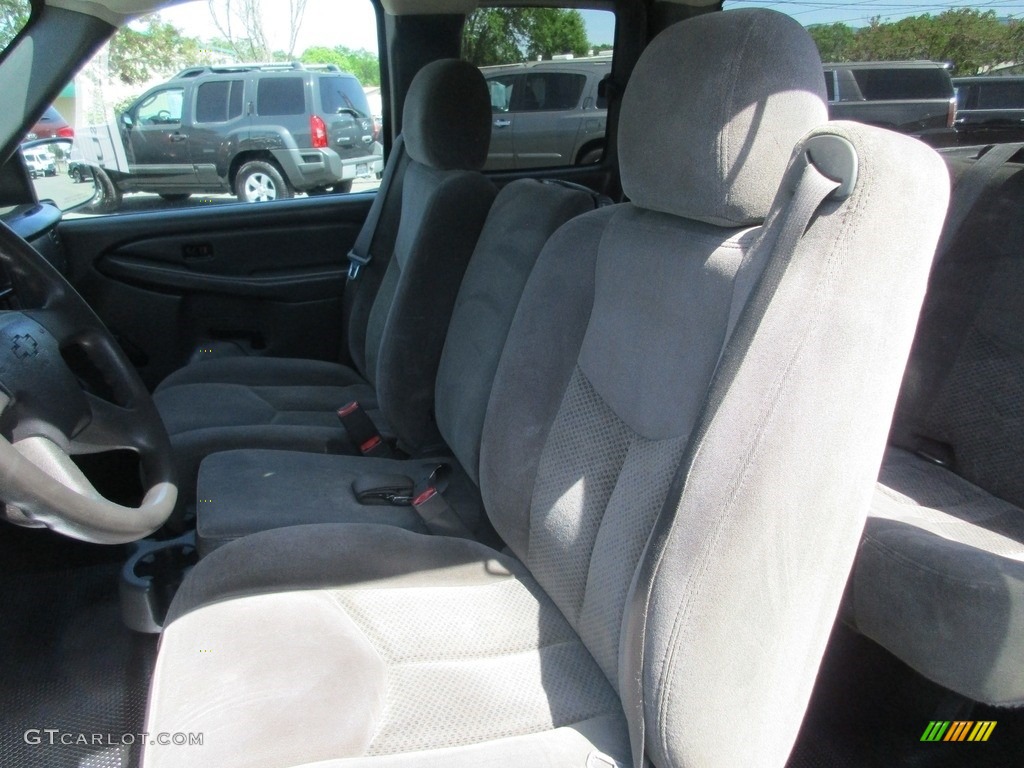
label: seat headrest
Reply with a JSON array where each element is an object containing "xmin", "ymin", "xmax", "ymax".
[
  {"xmin": 619, "ymin": 9, "xmax": 827, "ymax": 227},
  {"xmin": 403, "ymin": 59, "xmax": 491, "ymax": 171}
]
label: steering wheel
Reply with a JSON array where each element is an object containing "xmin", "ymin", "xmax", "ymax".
[
  {"xmin": 0, "ymin": 220, "xmax": 176, "ymax": 544},
  {"xmin": 155, "ymin": 109, "xmax": 172, "ymax": 123}
]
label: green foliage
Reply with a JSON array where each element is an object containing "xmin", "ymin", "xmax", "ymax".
[
  {"xmin": 0, "ymin": 0, "xmax": 30, "ymax": 50},
  {"xmin": 300, "ymin": 45, "xmax": 380, "ymax": 85},
  {"xmin": 108, "ymin": 18, "xmax": 202, "ymax": 85},
  {"xmin": 462, "ymin": 8, "xmax": 590, "ymax": 66},
  {"xmin": 808, "ymin": 10, "xmax": 1024, "ymax": 75}
]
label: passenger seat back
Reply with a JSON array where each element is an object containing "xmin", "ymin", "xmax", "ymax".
[
  {"xmin": 358, "ymin": 59, "xmax": 498, "ymax": 451},
  {"xmin": 479, "ymin": 10, "xmax": 948, "ymax": 766}
]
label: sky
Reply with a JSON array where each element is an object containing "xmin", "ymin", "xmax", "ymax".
[
  {"xmin": 726, "ymin": 0, "xmax": 1024, "ymax": 26},
  {"xmin": 158, "ymin": 0, "xmax": 1024, "ymax": 55}
]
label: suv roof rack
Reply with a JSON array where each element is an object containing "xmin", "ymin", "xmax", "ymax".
[{"xmin": 172, "ymin": 61, "xmax": 345, "ymax": 79}]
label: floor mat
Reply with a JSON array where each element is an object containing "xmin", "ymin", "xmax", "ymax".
[
  {"xmin": 787, "ymin": 623, "xmax": 1024, "ymax": 768},
  {"xmin": 0, "ymin": 563, "xmax": 156, "ymax": 768}
]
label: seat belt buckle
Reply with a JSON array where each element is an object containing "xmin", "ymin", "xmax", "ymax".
[
  {"xmin": 359, "ymin": 434, "xmax": 390, "ymax": 458},
  {"xmin": 336, "ymin": 400, "xmax": 390, "ymax": 457},
  {"xmin": 347, "ymin": 249, "xmax": 371, "ymax": 280}
]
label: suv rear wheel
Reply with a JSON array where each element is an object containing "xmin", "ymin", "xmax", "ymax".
[{"xmin": 235, "ymin": 160, "xmax": 293, "ymax": 203}]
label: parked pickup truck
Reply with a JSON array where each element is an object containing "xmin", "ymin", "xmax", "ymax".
[
  {"xmin": 823, "ymin": 61, "xmax": 956, "ymax": 146},
  {"xmin": 953, "ymin": 75, "xmax": 1024, "ymax": 146}
]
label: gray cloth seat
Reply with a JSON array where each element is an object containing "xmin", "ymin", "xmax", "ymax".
[
  {"xmin": 845, "ymin": 150, "xmax": 1024, "ymax": 705},
  {"xmin": 850, "ymin": 448, "xmax": 1024, "ymax": 705},
  {"xmin": 195, "ymin": 178, "xmax": 597, "ymax": 553},
  {"xmin": 153, "ymin": 59, "xmax": 498, "ymax": 509},
  {"xmin": 144, "ymin": 10, "xmax": 949, "ymax": 768}
]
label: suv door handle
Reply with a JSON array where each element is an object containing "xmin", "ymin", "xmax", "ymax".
[
  {"xmin": 493, "ymin": 119, "xmax": 511, "ymax": 128},
  {"xmin": 169, "ymin": 133, "xmax": 187, "ymax": 142}
]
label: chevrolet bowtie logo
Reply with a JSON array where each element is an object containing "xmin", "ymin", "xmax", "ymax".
[{"xmin": 11, "ymin": 334, "xmax": 39, "ymax": 359}]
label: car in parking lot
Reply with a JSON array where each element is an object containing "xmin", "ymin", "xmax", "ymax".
[
  {"xmin": 22, "ymin": 105, "xmax": 73, "ymax": 141},
  {"xmin": 21, "ymin": 146, "xmax": 56, "ymax": 178},
  {"xmin": 480, "ymin": 56, "xmax": 611, "ymax": 169},
  {"xmin": 77, "ymin": 61, "xmax": 383, "ymax": 205}
]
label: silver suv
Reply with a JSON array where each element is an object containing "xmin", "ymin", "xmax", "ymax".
[{"xmin": 480, "ymin": 57, "xmax": 611, "ymax": 170}]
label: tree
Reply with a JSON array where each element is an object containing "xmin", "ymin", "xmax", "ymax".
[
  {"xmin": 108, "ymin": 18, "xmax": 202, "ymax": 85},
  {"xmin": 807, "ymin": 11, "xmax": 1024, "ymax": 76},
  {"xmin": 808, "ymin": 23, "xmax": 856, "ymax": 63},
  {"xmin": 0, "ymin": 0, "xmax": 29, "ymax": 50},
  {"xmin": 208, "ymin": 0, "xmax": 309, "ymax": 61},
  {"xmin": 462, "ymin": 8, "xmax": 589, "ymax": 66},
  {"xmin": 301, "ymin": 45, "xmax": 380, "ymax": 85}
]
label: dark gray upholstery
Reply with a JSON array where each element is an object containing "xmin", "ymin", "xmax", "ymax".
[
  {"xmin": 153, "ymin": 59, "xmax": 497, "ymax": 508},
  {"xmin": 195, "ymin": 179, "xmax": 596, "ymax": 551},
  {"xmin": 146, "ymin": 10, "xmax": 949, "ymax": 768},
  {"xmin": 847, "ymin": 151, "xmax": 1024, "ymax": 706},
  {"xmin": 402, "ymin": 59, "xmax": 491, "ymax": 171},
  {"xmin": 197, "ymin": 450, "xmax": 482, "ymax": 556}
]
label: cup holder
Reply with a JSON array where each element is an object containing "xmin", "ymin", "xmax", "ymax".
[{"xmin": 120, "ymin": 531, "xmax": 198, "ymax": 633}]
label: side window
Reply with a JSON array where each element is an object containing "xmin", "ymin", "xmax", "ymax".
[
  {"xmin": 486, "ymin": 75, "xmax": 518, "ymax": 112},
  {"xmin": 515, "ymin": 72, "xmax": 586, "ymax": 111},
  {"xmin": 45, "ymin": 0, "xmax": 383, "ymax": 216},
  {"xmin": 257, "ymin": 77, "xmax": 305, "ymax": 116},
  {"xmin": 136, "ymin": 88, "xmax": 184, "ymax": 125},
  {"xmin": 195, "ymin": 80, "xmax": 243, "ymax": 123},
  {"xmin": 462, "ymin": 6, "xmax": 616, "ymax": 171}
]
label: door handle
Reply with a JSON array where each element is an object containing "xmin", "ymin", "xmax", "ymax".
[
  {"xmin": 169, "ymin": 133, "xmax": 187, "ymax": 142},
  {"xmin": 493, "ymin": 119, "xmax": 511, "ymax": 128}
]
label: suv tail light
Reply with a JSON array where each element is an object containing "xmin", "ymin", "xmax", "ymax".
[
  {"xmin": 947, "ymin": 97, "xmax": 956, "ymax": 129},
  {"xmin": 57, "ymin": 125, "xmax": 74, "ymax": 138},
  {"xmin": 311, "ymin": 115, "xmax": 328, "ymax": 149}
]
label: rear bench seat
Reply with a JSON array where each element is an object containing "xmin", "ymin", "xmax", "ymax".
[{"xmin": 846, "ymin": 144, "xmax": 1024, "ymax": 706}]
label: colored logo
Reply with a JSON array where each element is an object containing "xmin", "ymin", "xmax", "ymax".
[{"xmin": 921, "ymin": 721, "xmax": 996, "ymax": 742}]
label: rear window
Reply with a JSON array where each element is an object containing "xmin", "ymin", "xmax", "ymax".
[
  {"xmin": 257, "ymin": 77, "xmax": 305, "ymax": 116},
  {"xmin": 851, "ymin": 68, "xmax": 951, "ymax": 100},
  {"xmin": 319, "ymin": 75, "xmax": 371, "ymax": 118}
]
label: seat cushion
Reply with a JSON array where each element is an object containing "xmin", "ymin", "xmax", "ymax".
[
  {"xmin": 154, "ymin": 357, "xmax": 380, "ymax": 512},
  {"xmin": 144, "ymin": 524, "xmax": 630, "ymax": 768},
  {"xmin": 848, "ymin": 447, "xmax": 1024, "ymax": 705},
  {"xmin": 196, "ymin": 450, "xmax": 483, "ymax": 556}
]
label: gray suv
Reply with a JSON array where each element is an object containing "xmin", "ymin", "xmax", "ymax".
[
  {"xmin": 106, "ymin": 62, "xmax": 382, "ymax": 202},
  {"xmin": 480, "ymin": 57, "xmax": 611, "ymax": 170}
]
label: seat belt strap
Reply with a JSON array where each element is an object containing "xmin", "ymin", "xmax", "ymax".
[
  {"xmin": 936, "ymin": 142, "xmax": 1021, "ymax": 257},
  {"xmin": 347, "ymin": 135, "xmax": 407, "ymax": 280},
  {"xmin": 627, "ymin": 155, "xmax": 842, "ymax": 768}
]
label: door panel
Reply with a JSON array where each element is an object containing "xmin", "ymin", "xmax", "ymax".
[
  {"xmin": 484, "ymin": 74, "xmax": 519, "ymax": 170},
  {"xmin": 59, "ymin": 195, "xmax": 373, "ymax": 389}
]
